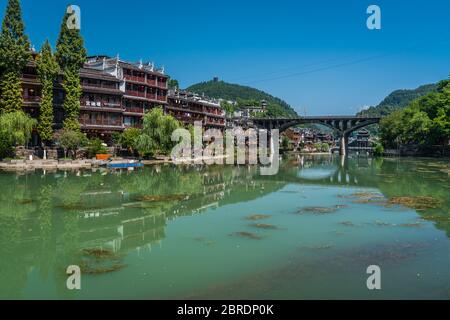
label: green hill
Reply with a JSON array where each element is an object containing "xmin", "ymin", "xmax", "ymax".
[
  {"xmin": 358, "ymin": 83, "xmax": 438, "ymax": 117},
  {"xmin": 186, "ymin": 80, "xmax": 298, "ymax": 118}
]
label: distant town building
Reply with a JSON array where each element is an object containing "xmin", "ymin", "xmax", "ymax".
[
  {"xmin": 166, "ymin": 89, "xmax": 226, "ymax": 130},
  {"xmin": 356, "ymin": 129, "xmax": 370, "ymax": 148},
  {"xmin": 233, "ymin": 100, "xmax": 267, "ymax": 118}
]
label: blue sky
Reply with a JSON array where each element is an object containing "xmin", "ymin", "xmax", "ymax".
[{"xmin": 2, "ymin": 0, "xmax": 449, "ymax": 115}]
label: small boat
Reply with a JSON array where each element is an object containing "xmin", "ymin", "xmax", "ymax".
[{"xmin": 106, "ymin": 162, "xmax": 144, "ymax": 169}]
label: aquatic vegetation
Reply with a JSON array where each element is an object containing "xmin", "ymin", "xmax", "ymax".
[
  {"xmin": 16, "ymin": 198, "xmax": 34, "ymax": 205},
  {"xmin": 249, "ymin": 223, "xmax": 280, "ymax": 230},
  {"xmin": 399, "ymin": 223, "xmax": 424, "ymax": 228},
  {"xmin": 72, "ymin": 248, "xmax": 127, "ymax": 276},
  {"xmin": 230, "ymin": 231, "xmax": 264, "ymax": 240},
  {"xmin": 82, "ymin": 248, "xmax": 120, "ymax": 260},
  {"xmin": 299, "ymin": 244, "xmax": 333, "ymax": 250},
  {"xmin": 421, "ymin": 216, "xmax": 450, "ymax": 222},
  {"xmin": 373, "ymin": 220, "xmax": 392, "ymax": 227},
  {"xmin": 339, "ymin": 221, "xmax": 357, "ymax": 227},
  {"xmin": 194, "ymin": 237, "xmax": 216, "ymax": 246},
  {"xmin": 296, "ymin": 205, "xmax": 345, "ymax": 215},
  {"xmin": 79, "ymin": 262, "xmax": 127, "ymax": 275},
  {"xmin": 245, "ymin": 214, "xmax": 272, "ymax": 221},
  {"xmin": 387, "ymin": 196, "xmax": 442, "ymax": 210}
]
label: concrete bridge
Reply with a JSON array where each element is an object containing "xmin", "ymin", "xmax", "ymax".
[{"xmin": 250, "ymin": 116, "xmax": 381, "ymax": 156}]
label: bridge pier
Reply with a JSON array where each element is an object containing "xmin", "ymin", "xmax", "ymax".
[{"xmin": 339, "ymin": 133, "xmax": 349, "ymax": 156}]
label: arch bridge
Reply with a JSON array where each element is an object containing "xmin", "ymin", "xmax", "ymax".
[{"xmin": 251, "ymin": 116, "xmax": 381, "ymax": 156}]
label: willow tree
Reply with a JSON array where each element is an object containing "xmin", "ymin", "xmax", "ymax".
[
  {"xmin": 36, "ymin": 40, "xmax": 59, "ymax": 145},
  {"xmin": 55, "ymin": 9, "xmax": 87, "ymax": 131},
  {"xmin": 0, "ymin": 111, "xmax": 37, "ymax": 158},
  {"xmin": 135, "ymin": 108, "xmax": 181, "ymax": 157},
  {"xmin": 0, "ymin": 0, "xmax": 30, "ymax": 113}
]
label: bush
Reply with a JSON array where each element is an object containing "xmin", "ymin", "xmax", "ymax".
[
  {"xmin": 373, "ymin": 142, "xmax": 385, "ymax": 157},
  {"xmin": 120, "ymin": 128, "xmax": 141, "ymax": 153},
  {"xmin": 54, "ymin": 129, "xmax": 88, "ymax": 158},
  {"xmin": 86, "ymin": 138, "xmax": 108, "ymax": 158}
]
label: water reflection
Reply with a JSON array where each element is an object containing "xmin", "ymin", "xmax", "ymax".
[{"xmin": 0, "ymin": 155, "xmax": 448, "ymax": 299}]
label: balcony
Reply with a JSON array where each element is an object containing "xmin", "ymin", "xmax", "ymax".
[
  {"xmin": 22, "ymin": 74, "xmax": 38, "ymax": 80},
  {"xmin": 124, "ymin": 75, "xmax": 145, "ymax": 83},
  {"xmin": 157, "ymin": 82, "xmax": 167, "ymax": 89},
  {"xmin": 146, "ymin": 79, "xmax": 157, "ymax": 86},
  {"xmin": 81, "ymin": 82, "xmax": 120, "ymax": 93},
  {"xmin": 124, "ymin": 123, "xmax": 143, "ymax": 129},
  {"xmin": 157, "ymin": 96, "xmax": 167, "ymax": 102},
  {"xmin": 125, "ymin": 90, "xmax": 146, "ymax": 98},
  {"xmin": 23, "ymin": 96, "xmax": 41, "ymax": 103},
  {"xmin": 146, "ymin": 93, "xmax": 156, "ymax": 100},
  {"xmin": 123, "ymin": 106, "xmax": 145, "ymax": 114},
  {"xmin": 80, "ymin": 119, "xmax": 123, "ymax": 129}
]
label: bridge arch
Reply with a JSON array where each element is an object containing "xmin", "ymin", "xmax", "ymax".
[{"xmin": 250, "ymin": 116, "xmax": 381, "ymax": 156}]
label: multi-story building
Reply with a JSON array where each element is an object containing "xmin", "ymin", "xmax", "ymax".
[
  {"xmin": 166, "ymin": 89, "xmax": 226, "ymax": 130},
  {"xmin": 85, "ymin": 56, "xmax": 169, "ymax": 129},
  {"xmin": 19, "ymin": 54, "xmax": 227, "ymax": 145}
]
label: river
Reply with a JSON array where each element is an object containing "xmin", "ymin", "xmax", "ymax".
[{"xmin": 0, "ymin": 155, "xmax": 449, "ymax": 299}]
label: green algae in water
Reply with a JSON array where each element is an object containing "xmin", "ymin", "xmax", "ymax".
[
  {"xmin": 249, "ymin": 223, "xmax": 281, "ymax": 230},
  {"xmin": 245, "ymin": 214, "xmax": 272, "ymax": 221},
  {"xmin": 230, "ymin": 231, "xmax": 265, "ymax": 240}
]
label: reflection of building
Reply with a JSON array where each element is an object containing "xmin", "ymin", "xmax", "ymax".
[{"xmin": 166, "ymin": 90, "xmax": 226, "ymax": 130}]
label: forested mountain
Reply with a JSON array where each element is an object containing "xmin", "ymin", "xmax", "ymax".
[
  {"xmin": 186, "ymin": 80, "xmax": 298, "ymax": 117},
  {"xmin": 358, "ymin": 83, "xmax": 438, "ymax": 117}
]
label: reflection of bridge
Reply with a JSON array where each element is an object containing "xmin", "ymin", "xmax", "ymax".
[
  {"xmin": 251, "ymin": 116, "xmax": 381, "ymax": 156},
  {"xmin": 254, "ymin": 155, "xmax": 380, "ymax": 188}
]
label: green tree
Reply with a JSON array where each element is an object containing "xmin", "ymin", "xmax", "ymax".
[
  {"xmin": 372, "ymin": 142, "xmax": 384, "ymax": 157},
  {"xmin": 0, "ymin": 111, "xmax": 36, "ymax": 158},
  {"xmin": 54, "ymin": 129, "xmax": 88, "ymax": 158},
  {"xmin": 55, "ymin": 9, "xmax": 87, "ymax": 131},
  {"xmin": 135, "ymin": 108, "xmax": 181, "ymax": 157},
  {"xmin": 120, "ymin": 128, "xmax": 141, "ymax": 154},
  {"xmin": 380, "ymin": 78, "xmax": 449, "ymax": 149},
  {"xmin": 281, "ymin": 136, "xmax": 290, "ymax": 150},
  {"xmin": 0, "ymin": 0, "xmax": 30, "ymax": 113},
  {"xmin": 36, "ymin": 40, "xmax": 59, "ymax": 145},
  {"xmin": 61, "ymin": 69, "xmax": 82, "ymax": 130},
  {"xmin": 86, "ymin": 138, "xmax": 108, "ymax": 158},
  {"xmin": 168, "ymin": 78, "xmax": 179, "ymax": 90}
]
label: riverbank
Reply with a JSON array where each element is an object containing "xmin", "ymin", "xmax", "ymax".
[{"xmin": 0, "ymin": 155, "xmax": 231, "ymax": 172}]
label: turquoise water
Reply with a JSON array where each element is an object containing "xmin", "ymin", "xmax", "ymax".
[{"xmin": 0, "ymin": 155, "xmax": 449, "ymax": 299}]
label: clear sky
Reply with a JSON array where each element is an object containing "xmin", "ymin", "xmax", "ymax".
[{"xmin": 1, "ymin": 0, "xmax": 449, "ymax": 115}]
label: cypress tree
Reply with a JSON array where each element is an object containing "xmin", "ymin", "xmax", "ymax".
[
  {"xmin": 36, "ymin": 40, "xmax": 59, "ymax": 144},
  {"xmin": 0, "ymin": 0, "xmax": 30, "ymax": 113},
  {"xmin": 55, "ymin": 9, "xmax": 87, "ymax": 131}
]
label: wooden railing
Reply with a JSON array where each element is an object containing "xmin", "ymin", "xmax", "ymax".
[
  {"xmin": 23, "ymin": 96, "xmax": 41, "ymax": 102},
  {"xmin": 126, "ymin": 90, "xmax": 146, "ymax": 98},
  {"xmin": 80, "ymin": 119, "xmax": 123, "ymax": 127},
  {"xmin": 124, "ymin": 75, "xmax": 145, "ymax": 83},
  {"xmin": 124, "ymin": 106, "xmax": 145, "ymax": 114},
  {"xmin": 82, "ymin": 82, "xmax": 118, "ymax": 90}
]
